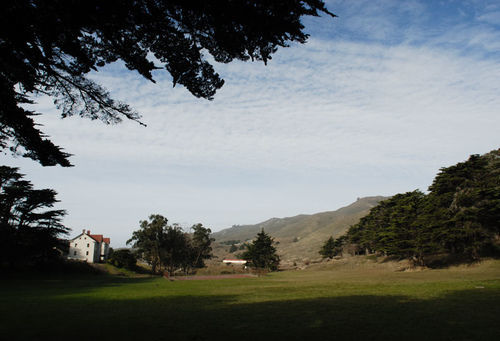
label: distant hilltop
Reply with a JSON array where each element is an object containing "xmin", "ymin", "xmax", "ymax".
[{"xmin": 212, "ymin": 196, "xmax": 387, "ymax": 263}]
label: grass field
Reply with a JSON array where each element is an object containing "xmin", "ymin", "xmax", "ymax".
[{"xmin": 1, "ymin": 259, "xmax": 499, "ymax": 340}]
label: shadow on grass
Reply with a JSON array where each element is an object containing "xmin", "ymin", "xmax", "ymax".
[{"xmin": 1, "ymin": 277, "xmax": 498, "ymax": 341}]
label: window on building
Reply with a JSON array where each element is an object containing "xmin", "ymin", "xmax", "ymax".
[
  {"xmin": 75, "ymin": 243, "xmax": 77, "ymax": 247},
  {"xmin": 87, "ymin": 243, "xmax": 89, "ymax": 247},
  {"xmin": 74, "ymin": 251, "xmax": 77, "ymax": 255},
  {"xmin": 86, "ymin": 251, "xmax": 89, "ymax": 255}
]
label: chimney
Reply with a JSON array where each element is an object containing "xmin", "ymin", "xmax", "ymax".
[
  {"xmin": 82, "ymin": 229, "xmax": 86, "ymax": 234},
  {"xmin": 87, "ymin": 230, "xmax": 90, "ymax": 235}
]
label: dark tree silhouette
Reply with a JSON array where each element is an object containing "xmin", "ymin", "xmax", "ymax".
[
  {"xmin": 0, "ymin": 1, "xmax": 335, "ymax": 166},
  {"xmin": 0, "ymin": 165, "xmax": 69, "ymax": 268},
  {"xmin": 242, "ymin": 229, "xmax": 280, "ymax": 271}
]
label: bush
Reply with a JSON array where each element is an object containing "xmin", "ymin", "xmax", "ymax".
[{"xmin": 109, "ymin": 249, "xmax": 137, "ymax": 269}]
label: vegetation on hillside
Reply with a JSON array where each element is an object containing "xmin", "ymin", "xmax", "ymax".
[
  {"xmin": 320, "ymin": 149, "xmax": 500, "ymax": 266},
  {"xmin": 213, "ymin": 196, "xmax": 386, "ymax": 262}
]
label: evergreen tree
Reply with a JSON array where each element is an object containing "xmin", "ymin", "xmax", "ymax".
[
  {"xmin": 0, "ymin": 166, "xmax": 69, "ymax": 268},
  {"xmin": 319, "ymin": 236, "xmax": 336, "ymax": 259},
  {"xmin": 243, "ymin": 229, "xmax": 280, "ymax": 271},
  {"xmin": 338, "ymin": 148, "xmax": 500, "ymax": 266},
  {"xmin": 424, "ymin": 151, "xmax": 500, "ymax": 259}
]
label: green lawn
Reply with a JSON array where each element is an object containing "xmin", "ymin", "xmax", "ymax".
[{"xmin": 1, "ymin": 259, "xmax": 499, "ymax": 340}]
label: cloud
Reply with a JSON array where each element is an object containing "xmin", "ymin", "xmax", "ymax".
[{"xmin": 11, "ymin": 1, "xmax": 500, "ymax": 246}]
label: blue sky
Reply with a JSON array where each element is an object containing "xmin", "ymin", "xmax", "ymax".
[{"xmin": 4, "ymin": 0, "xmax": 500, "ymax": 247}]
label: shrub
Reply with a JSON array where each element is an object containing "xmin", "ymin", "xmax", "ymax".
[{"xmin": 109, "ymin": 249, "xmax": 137, "ymax": 269}]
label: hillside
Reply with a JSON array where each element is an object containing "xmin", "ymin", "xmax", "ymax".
[{"xmin": 212, "ymin": 196, "xmax": 386, "ymax": 263}]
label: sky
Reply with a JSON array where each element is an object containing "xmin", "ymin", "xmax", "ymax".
[{"xmin": 3, "ymin": 0, "xmax": 500, "ymax": 247}]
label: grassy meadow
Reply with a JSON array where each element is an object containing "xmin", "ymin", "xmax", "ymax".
[{"xmin": 1, "ymin": 259, "xmax": 499, "ymax": 340}]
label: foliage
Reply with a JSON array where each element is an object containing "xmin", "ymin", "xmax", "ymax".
[
  {"xmin": 0, "ymin": 165, "xmax": 69, "ymax": 268},
  {"xmin": 190, "ymin": 223, "xmax": 214, "ymax": 268},
  {"xmin": 108, "ymin": 249, "xmax": 137, "ymax": 270},
  {"xmin": 229, "ymin": 244, "xmax": 238, "ymax": 253},
  {"xmin": 337, "ymin": 149, "xmax": 500, "ymax": 266},
  {"xmin": 319, "ymin": 236, "xmax": 335, "ymax": 258},
  {"xmin": 127, "ymin": 215, "xmax": 213, "ymax": 274},
  {"xmin": 0, "ymin": 1, "xmax": 335, "ymax": 166},
  {"xmin": 127, "ymin": 214, "xmax": 168, "ymax": 274},
  {"xmin": 319, "ymin": 236, "xmax": 345, "ymax": 259},
  {"xmin": 242, "ymin": 229, "xmax": 280, "ymax": 271}
]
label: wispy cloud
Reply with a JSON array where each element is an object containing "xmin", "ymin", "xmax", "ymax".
[{"xmin": 10, "ymin": 0, "xmax": 500, "ymax": 246}]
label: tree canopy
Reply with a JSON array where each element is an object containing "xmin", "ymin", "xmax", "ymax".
[
  {"xmin": 333, "ymin": 149, "xmax": 500, "ymax": 266},
  {"xmin": 319, "ymin": 235, "xmax": 345, "ymax": 259},
  {"xmin": 0, "ymin": 1, "xmax": 335, "ymax": 167},
  {"xmin": 0, "ymin": 165, "xmax": 69, "ymax": 268},
  {"xmin": 242, "ymin": 229, "xmax": 280, "ymax": 271},
  {"xmin": 127, "ymin": 214, "xmax": 213, "ymax": 274}
]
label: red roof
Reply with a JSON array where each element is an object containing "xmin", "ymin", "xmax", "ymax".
[
  {"xmin": 89, "ymin": 234, "xmax": 104, "ymax": 242},
  {"xmin": 103, "ymin": 238, "xmax": 110, "ymax": 244}
]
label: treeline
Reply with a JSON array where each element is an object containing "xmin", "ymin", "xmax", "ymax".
[
  {"xmin": 321, "ymin": 149, "xmax": 500, "ymax": 266},
  {"xmin": 127, "ymin": 214, "xmax": 213, "ymax": 274}
]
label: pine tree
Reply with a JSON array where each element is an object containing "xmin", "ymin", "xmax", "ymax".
[
  {"xmin": 319, "ymin": 236, "xmax": 336, "ymax": 259},
  {"xmin": 0, "ymin": 166, "xmax": 69, "ymax": 268},
  {"xmin": 243, "ymin": 229, "xmax": 280, "ymax": 271},
  {"xmin": 340, "ymin": 149, "xmax": 500, "ymax": 266}
]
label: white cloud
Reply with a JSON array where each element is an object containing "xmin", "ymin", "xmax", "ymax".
[{"xmin": 8, "ymin": 1, "xmax": 500, "ymax": 246}]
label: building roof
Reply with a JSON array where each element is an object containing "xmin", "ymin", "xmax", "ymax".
[
  {"xmin": 69, "ymin": 230, "xmax": 110, "ymax": 244},
  {"xmin": 69, "ymin": 233, "xmax": 97, "ymax": 242},
  {"xmin": 89, "ymin": 234, "xmax": 104, "ymax": 242}
]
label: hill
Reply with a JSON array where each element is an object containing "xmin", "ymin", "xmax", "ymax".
[{"xmin": 212, "ymin": 196, "xmax": 386, "ymax": 263}]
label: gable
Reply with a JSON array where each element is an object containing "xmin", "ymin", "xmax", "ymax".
[{"xmin": 70, "ymin": 233, "xmax": 98, "ymax": 243}]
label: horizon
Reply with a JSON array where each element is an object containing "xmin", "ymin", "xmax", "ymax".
[{"xmin": 3, "ymin": 0, "xmax": 499, "ymax": 247}]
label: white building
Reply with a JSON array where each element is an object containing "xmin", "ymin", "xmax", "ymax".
[
  {"xmin": 67, "ymin": 229, "xmax": 111, "ymax": 263},
  {"xmin": 222, "ymin": 259, "xmax": 248, "ymax": 265}
]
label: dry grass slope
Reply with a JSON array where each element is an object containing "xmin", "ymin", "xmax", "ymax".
[{"xmin": 212, "ymin": 196, "xmax": 386, "ymax": 263}]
